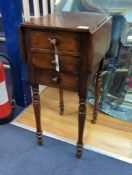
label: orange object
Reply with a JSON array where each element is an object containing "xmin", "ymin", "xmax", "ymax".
[{"xmin": 0, "ymin": 62, "xmax": 12, "ymax": 119}]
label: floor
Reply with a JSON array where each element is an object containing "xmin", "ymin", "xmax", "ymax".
[{"xmin": 14, "ymin": 87, "xmax": 132, "ymax": 163}]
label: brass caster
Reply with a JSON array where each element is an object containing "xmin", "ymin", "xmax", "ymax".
[
  {"xmin": 37, "ymin": 132, "xmax": 43, "ymax": 145},
  {"xmin": 76, "ymin": 151, "xmax": 82, "ymax": 159},
  {"xmin": 60, "ymin": 110, "xmax": 64, "ymax": 116},
  {"xmin": 76, "ymin": 142, "xmax": 83, "ymax": 159},
  {"xmin": 91, "ymin": 119, "xmax": 96, "ymax": 124},
  {"xmin": 38, "ymin": 139, "xmax": 43, "ymax": 145}
]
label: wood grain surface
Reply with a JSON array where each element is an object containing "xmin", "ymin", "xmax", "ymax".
[{"xmin": 16, "ymin": 87, "xmax": 132, "ymax": 159}]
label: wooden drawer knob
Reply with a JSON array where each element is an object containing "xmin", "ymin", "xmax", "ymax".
[
  {"xmin": 51, "ymin": 59, "xmax": 56, "ymax": 65},
  {"xmin": 48, "ymin": 38, "xmax": 57, "ymax": 46},
  {"xmin": 52, "ymin": 76, "xmax": 59, "ymax": 83}
]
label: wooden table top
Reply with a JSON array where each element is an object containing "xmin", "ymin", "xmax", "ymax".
[{"xmin": 21, "ymin": 12, "xmax": 110, "ymax": 33}]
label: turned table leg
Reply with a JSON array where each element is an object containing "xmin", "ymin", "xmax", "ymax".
[
  {"xmin": 32, "ymin": 83, "xmax": 42, "ymax": 145},
  {"xmin": 59, "ymin": 88, "xmax": 64, "ymax": 115},
  {"xmin": 76, "ymin": 98, "xmax": 86, "ymax": 158},
  {"xmin": 91, "ymin": 59, "xmax": 103, "ymax": 124}
]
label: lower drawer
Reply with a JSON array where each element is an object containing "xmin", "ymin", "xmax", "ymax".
[
  {"xmin": 35, "ymin": 69, "xmax": 78, "ymax": 91},
  {"xmin": 31, "ymin": 52, "xmax": 79, "ymax": 73}
]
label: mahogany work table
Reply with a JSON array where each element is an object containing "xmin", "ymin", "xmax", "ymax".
[{"xmin": 19, "ymin": 12, "xmax": 112, "ymax": 158}]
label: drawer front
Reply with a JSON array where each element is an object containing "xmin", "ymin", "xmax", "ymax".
[
  {"xmin": 31, "ymin": 52, "xmax": 80, "ymax": 73},
  {"xmin": 30, "ymin": 31, "xmax": 80, "ymax": 52},
  {"xmin": 35, "ymin": 69, "xmax": 78, "ymax": 91}
]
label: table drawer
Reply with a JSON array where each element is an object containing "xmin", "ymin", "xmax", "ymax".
[
  {"xmin": 35, "ymin": 69, "xmax": 78, "ymax": 91},
  {"xmin": 31, "ymin": 52, "xmax": 80, "ymax": 73},
  {"xmin": 30, "ymin": 31, "xmax": 80, "ymax": 52}
]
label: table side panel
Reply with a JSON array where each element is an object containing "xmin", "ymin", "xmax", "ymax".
[
  {"xmin": 19, "ymin": 26, "xmax": 27, "ymax": 62},
  {"xmin": 87, "ymin": 20, "xmax": 112, "ymax": 90},
  {"xmin": 92, "ymin": 20, "xmax": 112, "ymax": 71}
]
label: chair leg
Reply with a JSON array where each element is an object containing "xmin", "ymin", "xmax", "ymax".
[
  {"xmin": 59, "ymin": 88, "xmax": 64, "ymax": 115},
  {"xmin": 91, "ymin": 59, "xmax": 103, "ymax": 124}
]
